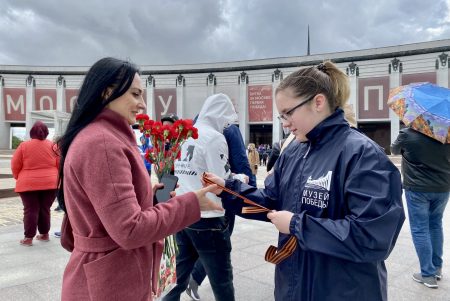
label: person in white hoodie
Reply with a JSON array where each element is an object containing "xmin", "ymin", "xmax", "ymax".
[{"xmin": 164, "ymin": 94, "xmax": 237, "ymax": 301}]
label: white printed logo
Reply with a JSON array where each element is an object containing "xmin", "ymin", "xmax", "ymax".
[
  {"xmin": 305, "ymin": 171, "xmax": 332, "ymax": 191},
  {"xmin": 302, "ymin": 171, "xmax": 332, "ymax": 209}
]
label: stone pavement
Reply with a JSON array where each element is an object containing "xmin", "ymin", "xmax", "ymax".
[{"xmin": 0, "ymin": 155, "xmax": 449, "ymax": 300}]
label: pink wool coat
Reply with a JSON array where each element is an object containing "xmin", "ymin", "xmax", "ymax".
[{"xmin": 61, "ymin": 109, "xmax": 200, "ymax": 301}]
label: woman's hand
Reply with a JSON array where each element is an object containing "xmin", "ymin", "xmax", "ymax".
[
  {"xmin": 200, "ymin": 172, "xmax": 225, "ymax": 195},
  {"xmin": 153, "ymin": 183, "xmax": 179, "ymax": 198},
  {"xmin": 267, "ymin": 210, "xmax": 294, "ymax": 234},
  {"xmin": 194, "ymin": 185, "xmax": 224, "ymax": 211}
]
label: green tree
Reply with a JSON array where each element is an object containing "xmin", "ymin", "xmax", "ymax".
[{"xmin": 12, "ymin": 136, "xmax": 23, "ymax": 149}]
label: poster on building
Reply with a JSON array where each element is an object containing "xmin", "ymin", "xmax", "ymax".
[
  {"xmin": 216, "ymin": 86, "xmax": 240, "ymax": 114},
  {"xmin": 3, "ymin": 88, "xmax": 26, "ymax": 121},
  {"xmin": 358, "ymin": 77, "xmax": 389, "ymax": 119},
  {"xmin": 65, "ymin": 89, "xmax": 79, "ymax": 113},
  {"xmin": 35, "ymin": 89, "xmax": 57, "ymax": 111},
  {"xmin": 154, "ymin": 88, "xmax": 177, "ymax": 121},
  {"xmin": 401, "ymin": 72, "xmax": 436, "ymax": 85},
  {"xmin": 248, "ymin": 85, "xmax": 272, "ymax": 122}
]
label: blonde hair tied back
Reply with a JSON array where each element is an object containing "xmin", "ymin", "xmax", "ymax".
[{"xmin": 276, "ymin": 60, "xmax": 350, "ymax": 110}]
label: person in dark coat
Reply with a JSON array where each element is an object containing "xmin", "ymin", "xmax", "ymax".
[
  {"xmin": 202, "ymin": 61, "xmax": 405, "ymax": 301},
  {"xmin": 266, "ymin": 139, "xmax": 284, "ymax": 172},
  {"xmin": 391, "ymin": 127, "xmax": 450, "ymax": 288}
]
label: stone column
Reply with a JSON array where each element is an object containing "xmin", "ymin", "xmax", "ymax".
[
  {"xmin": 54, "ymin": 75, "xmax": 66, "ymax": 138},
  {"xmin": 0, "ymin": 76, "xmax": 10, "ymax": 148},
  {"xmin": 271, "ymin": 69, "xmax": 283, "ymax": 144},
  {"xmin": 346, "ymin": 62, "xmax": 359, "ymax": 124},
  {"xmin": 176, "ymin": 74, "xmax": 185, "ymax": 118},
  {"xmin": 206, "ymin": 73, "xmax": 216, "ymax": 96},
  {"xmin": 146, "ymin": 75, "xmax": 155, "ymax": 120},
  {"xmin": 238, "ymin": 71, "xmax": 249, "ymax": 144},
  {"xmin": 25, "ymin": 75, "xmax": 36, "ymax": 139},
  {"xmin": 436, "ymin": 52, "xmax": 449, "ymax": 88},
  {"xmin": 56, "ymin": 75, "xmax": 66, "ymax": 112},
  {"xmin": 389, "ymin": 58, "xmax": 402, "ymax": 145}
]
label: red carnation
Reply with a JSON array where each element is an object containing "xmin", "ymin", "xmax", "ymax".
[{"xmin": 136, "ymin": 113, "xmax": 149, "ymax": 121}]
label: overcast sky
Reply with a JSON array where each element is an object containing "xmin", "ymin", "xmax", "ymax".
[{"xmin": 1, "ymin": 0, "xmax": 449, "ymax": 67}]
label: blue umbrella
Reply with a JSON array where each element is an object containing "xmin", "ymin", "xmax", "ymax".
[{"xmin": 388, "ymin": 82, "xmax": 450, "ymax": 143}]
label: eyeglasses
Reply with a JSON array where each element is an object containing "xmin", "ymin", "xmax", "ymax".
[{"xmin": 277, "ymin": 95, "xmax": 316, "ymax": 122}]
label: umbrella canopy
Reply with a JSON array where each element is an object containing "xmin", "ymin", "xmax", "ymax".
[{"xmin": 388, "ymin": 82, "xmax": 450, "ymax": 143}]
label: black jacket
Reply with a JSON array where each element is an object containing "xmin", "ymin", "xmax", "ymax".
[
  {"xmin": 266, "ymin": 140, "xmax": 282, "ymax": 172},
  {"xmin": 222, "ymin": 109, "xmax": 405, "ymax": 301},
  {"xmin": 391, "ymin": 128, "xmax": 450, "ymax": 192}
]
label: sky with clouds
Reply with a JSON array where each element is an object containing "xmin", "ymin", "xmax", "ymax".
[{"xmin": 0, "ymin": 0, "xmax": 449, "ymax": 67}]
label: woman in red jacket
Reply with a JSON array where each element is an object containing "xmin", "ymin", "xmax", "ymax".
[
  {"xmin": 57, "ymin": 57, "xmax": 221, "ymax": 301},
  {"xmin": 11, "ymin": 121, "xmax": 59, "ymax": 246}
]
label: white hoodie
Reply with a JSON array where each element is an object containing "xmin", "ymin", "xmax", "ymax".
[{"xmin": 175, "ymin": 94, "xmax": 238, "ymax": 218}]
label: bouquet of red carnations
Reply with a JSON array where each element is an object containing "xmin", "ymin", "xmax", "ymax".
[
  {"xmin": 136, "ymin": 113, "xmax": 198, "ymax": 299},
  {"xmin": 136, "ymin": 114, "xmax": 198, "ymax": 181}
]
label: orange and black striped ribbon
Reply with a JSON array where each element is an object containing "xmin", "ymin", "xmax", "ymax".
[{"xmin": 202, "ymin": 173, "xmax": 297, "ymax": 264}]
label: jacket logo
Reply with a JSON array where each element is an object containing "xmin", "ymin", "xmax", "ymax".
[
  {"xmin": 302, "ymin": 171, "xmax": 332, "ymax": 209},
  {"xmin": 305, "ymin": 171, "xmax": 332, "ymax": 191}
]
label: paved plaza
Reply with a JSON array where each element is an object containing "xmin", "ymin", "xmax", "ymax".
[{"xmin": 0, "ymin": 153, "xmax": 449, "ymax": 300}]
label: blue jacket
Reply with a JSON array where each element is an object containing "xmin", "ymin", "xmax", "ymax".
[
  {"xmin": 139, "ymin": 140, "xmax": 152, "ymax": 171},
  {"xmin": 223, "ymin": 124, "xmax": 255, "ymax": 186},
  {"xmin": 221, "ymin": 109, "xmax": 405, "ymax": 301}
]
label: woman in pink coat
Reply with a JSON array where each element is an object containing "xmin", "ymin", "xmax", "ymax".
[
  {"xmin": 57, "ymin": 57, "xmax": 221, "ymax": 301},
  {"xmin": 11, "ymin": 121, "xmax": 58, "ymax": 246}
]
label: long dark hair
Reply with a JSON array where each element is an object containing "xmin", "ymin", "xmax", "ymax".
[{"xmin": 56, "ymin": 57, "xmax": 139, "ymax": 212}]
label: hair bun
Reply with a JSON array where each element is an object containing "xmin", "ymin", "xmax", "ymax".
[{"xmin": 317, "ymin": 63, "xmax": 328, "ymax": 74}]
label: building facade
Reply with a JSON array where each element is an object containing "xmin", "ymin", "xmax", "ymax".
[{"xmin": 1, "ymin": 39, "xmax": 449, "ymax": 151}]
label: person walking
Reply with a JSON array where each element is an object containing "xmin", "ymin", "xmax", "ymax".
[
  {"xmin": 203, "ymin": 61, "xmax": 405, "ymax": 301},
  {"xmin": 166, "ymin": 93, "xmax": 237, "ymax": 301},
  {"xmin": 247, "ymin": 143, "xmax": 259, "ymax": 178},
  {"xmin": 391, "ymin": 127, "xmax": 450, "ymax": 288},
  {"xmin": 185, "ymin": 122, "xmax": 254, "ymax": 300},
  {"xmin": 11, "ymin": 121, "xmax": 59, "ymax": 246},
  {"xmin": 56, "ymin": 57, "xmax": 221, "ymax": 301}
]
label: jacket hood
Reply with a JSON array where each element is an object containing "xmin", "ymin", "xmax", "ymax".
[{"xmin": 196, "ymin": 94, "xmax": 238, "ymax": 132}]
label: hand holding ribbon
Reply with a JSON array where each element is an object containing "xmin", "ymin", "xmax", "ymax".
[{"xmin": 201, "ymin": 172, "xmax": 298, "ymax": 264}]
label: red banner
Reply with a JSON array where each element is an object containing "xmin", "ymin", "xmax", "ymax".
[
  {"xmin": 248, "ymin": 85, "xmax": 273, "ymax": 122},
  {"xmin": 35, "ymin": 89, "xmax": 57, "ymax": 110},
  {"xmin": 358, "ymin": 77, "xmax": 389, "ymax": 119},
  {"xmin": 3, "ymin": 88, "xmax": 26, "ymax": 121},
  {"xmin": 154, "ymin": 88, "xmax": 177, "ymax": 121},
  {"xmin": 65, "ymin": 89, "xmax": 79, "ymax": 113},
  {"xmin": 402, "ymin": 72, "xmax": 436, "ymax": 85}
]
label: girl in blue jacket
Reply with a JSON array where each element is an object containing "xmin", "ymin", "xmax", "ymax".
[{"xmin": 204, "ymin": 61, "xmax": 405, "ymax": 301}]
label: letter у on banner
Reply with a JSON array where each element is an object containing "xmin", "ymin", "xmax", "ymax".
[{"xmin": 154, "ymin": 88, "xmax": 177, "ymax": 121}]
